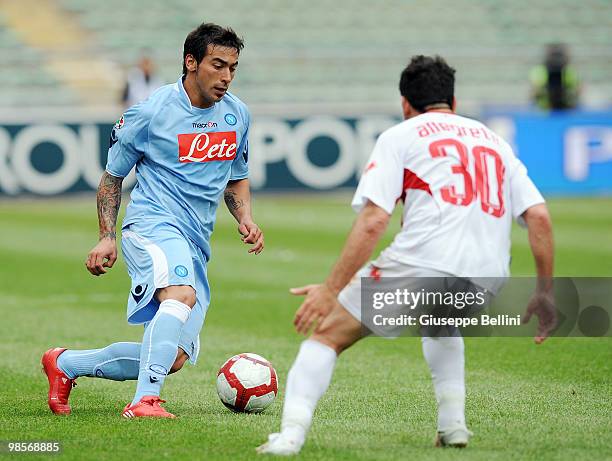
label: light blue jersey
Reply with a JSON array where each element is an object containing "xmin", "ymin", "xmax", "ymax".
[{"xmin": 106, "ymin": 76, "xmax": 250, "ymax": 260}]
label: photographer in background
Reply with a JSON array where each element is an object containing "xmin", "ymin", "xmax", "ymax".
[
  {"xmin": 121, "ymin": 51, "xmax": 163, "ymax": 108},
  {"xmin": 530, "ymin": 43, "xmax": 580, "ymax": 110}
]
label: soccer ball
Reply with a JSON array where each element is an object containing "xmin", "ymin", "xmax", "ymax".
[{"xmin": 216, "ymin": 353, "xmax": 278, "ymax": 413}]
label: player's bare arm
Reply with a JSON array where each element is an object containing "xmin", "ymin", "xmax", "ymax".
[
  {"xmin": 521, "ymin": 203, "xmax": 556, "ymax": 344},
  {"xmin": 224, "ymin": 178, "xmax": 264, "ymax": 255},
  {"xmin": 292, "ymin": 200, "xmax": 390, "ymax": 334},
  {"xmin": 85, "ymin": 171, "xmax": 123, "ymax": 276}
]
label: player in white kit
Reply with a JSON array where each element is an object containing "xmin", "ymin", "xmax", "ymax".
[{"xmin": 258, "ymin": 56, "xmax": 555, "ymax": 454}]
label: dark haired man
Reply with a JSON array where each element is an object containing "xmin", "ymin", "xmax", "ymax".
[
  {"xmin": 42, "ymin": 23, "xmax": 263, "ymax": 418},
  {"xmin": 258, "ymin": 56, "xmax": 554, "ymax": 454},
  {"xmin": 530, "ymin": 43, "xmax": 579, "ymax": 110}
]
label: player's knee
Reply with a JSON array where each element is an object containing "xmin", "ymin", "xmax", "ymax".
[
  {"xmin": 311, "ymin": 306, "xmax": 364, "ymax": 355},
  {"xmin": 169, "ymin": 349, "xmax": 189, "ymax": 374},
  {"xmin": 157, "ymin": 285, "xmax": 196, "ymax": 308}
]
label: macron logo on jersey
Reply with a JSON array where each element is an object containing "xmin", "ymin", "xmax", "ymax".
[{"xmin": 178, "ymin": 131, "xmax": 237, "ymax": 163}]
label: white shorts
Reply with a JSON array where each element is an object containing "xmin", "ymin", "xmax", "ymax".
[
  {"xmin": 121, "ymin": 221, "xmax": 209, "ymax": 364},
  {"xmin": 338, "ymin": 254, "xmax": 491, "ymax": 337}
]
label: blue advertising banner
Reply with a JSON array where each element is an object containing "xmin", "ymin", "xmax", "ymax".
[
  {"xmin": 485, "ymin": 111, "xmax": 612, "ymax": 195},
  {"xmin": 0, "ymin": 111, "xmax": 610, "ymax": 195},
  {"xmin": 0, "ymin": 115, "xmax": 396, "ymax": 195},
  {"xmin": 0, "ymin": 123, "xmax": 117, "ymax": 195}
]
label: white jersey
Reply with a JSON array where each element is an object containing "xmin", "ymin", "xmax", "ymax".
[{"xmin": 352, "ymin": 111, "xmax": 544, "ymax": 284}]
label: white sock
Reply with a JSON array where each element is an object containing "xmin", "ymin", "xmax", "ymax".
[
  {"xmin": 421, "ymin": 336, "xmax": 466, "ymax": 432},
  {"xmin": 280, "ymin": 339, "xmax": 337, "ymax": 445}
]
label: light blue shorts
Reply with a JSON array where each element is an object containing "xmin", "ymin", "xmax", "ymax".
[{"xmin": 121, "ymin": 221, "xmax": 210, "ymax": 364}]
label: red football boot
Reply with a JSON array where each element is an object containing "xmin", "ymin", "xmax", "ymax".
[
  {"xmin": 122, "ymin": 396, "xmax": 176, "ymax": 419},
  {"xmin": 41, "ymin": 348, "xmax": 76, "ymax": 415}
]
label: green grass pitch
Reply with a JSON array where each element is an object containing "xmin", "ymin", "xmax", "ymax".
[{"xmin": 0, "ymin": 195, "xmax": 610, "ymax": 460}]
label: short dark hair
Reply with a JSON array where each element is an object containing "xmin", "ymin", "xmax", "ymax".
[
  {"xmin": 182, "ymin": 23, "xmax": 244, "ymax": 74},
  {"xmin": 399, "ymin": 56, "xmax": 455, "ymax": 112}
]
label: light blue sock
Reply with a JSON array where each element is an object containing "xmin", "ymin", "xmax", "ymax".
[
  {"xmin": 131, "ymin": 299, "xmax": 191, "ymax": 406},
  {"xmin": 56, "ymin": 342, "xmax": 141, "ymax": 381}
]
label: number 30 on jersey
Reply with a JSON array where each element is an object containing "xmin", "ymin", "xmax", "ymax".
[{"xmin": 429, "ymin": 138, "xmax": 505, "ymax": 218}]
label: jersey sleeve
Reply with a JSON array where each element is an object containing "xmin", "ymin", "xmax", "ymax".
[
  {"xmin": 509, "ymin": 156, "xmax": 545, "ymax": 227},
  {"xmin": 351, "ymin": 133, "xmax": 403, "ymax": 214},
  {"xmin": 230, "ymin": 108, "xmax": 249, "ymax": 180},
  {"xmin": 105, "ymin": 103, "xmax": 149, "ymax": 178}
]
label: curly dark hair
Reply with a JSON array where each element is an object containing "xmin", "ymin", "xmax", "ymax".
[
  {"xmin": 182, "ymin": 23, "xmax": 244, "ymax": 74},
  {"xmin": 399, "ymin": 56, "xmax": 456, "ymax": 112}
]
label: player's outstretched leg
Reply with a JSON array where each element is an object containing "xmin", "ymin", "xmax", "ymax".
[
  {"xmin": 421, "ymin": 335, "xmax": 472, "ymax": 447},
  {"xmin": 57, "ymin": 342, "xmax": 141, "ymax": 381},
  {"xmin": 42, "ymin": 342, "xmax": 142, "ymax": 415},
  {"xmin": 257, "ymin": 302, "xmax": 366, "ymax": 455},
  {"xmin": 122, "ymin": 287, "xmax": 194, "ymax": 419}
]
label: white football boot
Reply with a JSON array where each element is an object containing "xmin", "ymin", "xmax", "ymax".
[
  {"xmin": 256, "ymin": 433, "xmax": 303, "ymax": 456},
  {"xmin": 435, "ymin": 426, "xmax": 473, "ymax": 448}
]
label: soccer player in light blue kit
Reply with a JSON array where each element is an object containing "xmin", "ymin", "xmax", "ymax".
[{"xmin": 42, "ymin": 23, "xmax": 264, "ymax": 418}]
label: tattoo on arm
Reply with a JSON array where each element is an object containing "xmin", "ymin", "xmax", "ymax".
[
  {"xmin": 224, "ymin": 189, "xmax": 244, "ymax": 213},
  {"xmin": 97, "ymin": 172, "xmax": 123, "ymax": 240}
]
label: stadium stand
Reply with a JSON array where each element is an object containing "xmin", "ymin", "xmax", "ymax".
[
  {"xmin": 0, "ymin": 12, "xmax": 76, "ymax": 107},
  {"xmin": 0, "ymin": 0, "xmax": 610, "ymax": 110}
]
